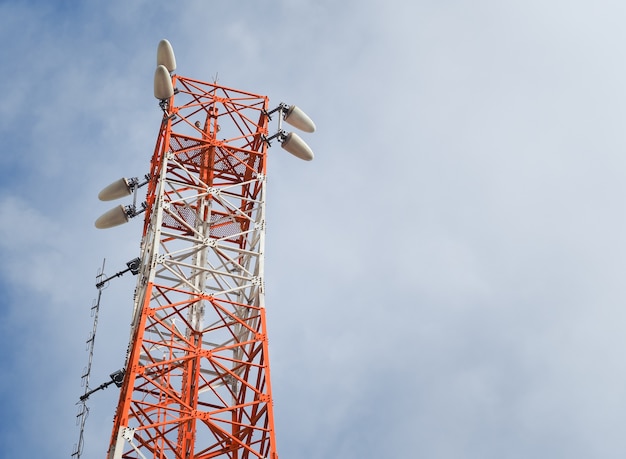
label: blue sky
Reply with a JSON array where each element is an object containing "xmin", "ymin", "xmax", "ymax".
[{"xmin": 3, "ymin": 0, "xmax": 626, "ymax": 458}]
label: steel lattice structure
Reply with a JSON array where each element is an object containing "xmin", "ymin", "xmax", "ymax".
[{"xmin": 107, "ymin": 75, "xmax": 278, "ymax": 459}]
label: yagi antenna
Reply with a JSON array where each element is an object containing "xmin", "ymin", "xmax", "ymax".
[
  {"xmin": 72, "ymin": 257, "xmax": 141, "ymax": 458},
  {"xmin": 72, "ymin": 260, "xmax": 105, "ymax": 459}
]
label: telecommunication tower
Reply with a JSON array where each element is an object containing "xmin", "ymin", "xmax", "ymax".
[{"xmin": 92, "ymin": 40, "xmax": 315, "ymax": 459}]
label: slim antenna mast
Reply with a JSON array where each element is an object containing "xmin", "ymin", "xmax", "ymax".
[{"xmin": 72, "ymin": 259, "xmax": 107, "ymax": 459}]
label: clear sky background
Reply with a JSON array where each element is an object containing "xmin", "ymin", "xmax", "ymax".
[{"xmin": 2, "ymin": 0, "xmax": 626, "ymax": 458}]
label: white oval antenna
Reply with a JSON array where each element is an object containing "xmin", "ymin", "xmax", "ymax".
[
  {"xmin": 98, "ymin": 178, "xmax": 132, "ymax": 201},
  {"xmin": 157, "ymin": 39, "xmax": 176, "ymax": 73},
  {"xmin": 284, "ymin": 105, "xmax": 316, "ymax": 133},
  {"xmin": 95, "ymin": 205, "xmax": 130, "ymax": 229},
  {"xmin": 154, "ymin": 65, "xmax": 174, "ymax": 100},
  {"xmin": 281, "ymin": 132, "xmax": 314, "ymax": 161}
]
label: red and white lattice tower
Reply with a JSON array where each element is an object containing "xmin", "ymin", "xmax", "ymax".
[{"xmin": 101, "ymin": 40, "xmax": 315, "ymax": 459}]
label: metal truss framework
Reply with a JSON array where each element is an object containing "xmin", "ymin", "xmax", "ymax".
[{"xmin": 107, "ymin": 76, "xmax": 278, "ymax": 459}]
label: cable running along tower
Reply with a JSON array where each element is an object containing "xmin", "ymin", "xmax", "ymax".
[{"xmin": 94, "ymin": 40, "xmax": 315, "ymax": 459}]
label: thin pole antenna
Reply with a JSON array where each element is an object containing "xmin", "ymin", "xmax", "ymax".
[{"xmin": 71, "ymin": 259, "xmax": 107, "ymax": 459}]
